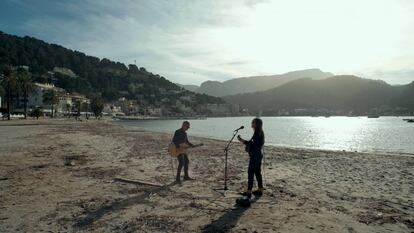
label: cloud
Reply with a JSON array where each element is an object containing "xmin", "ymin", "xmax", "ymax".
[
  {"xmin": 368, "ymin": 69, "xmax": 414, "ymax": 85},
  {"xmin": 10, "ymin": 0, "xmax": 257, "ymax": 84},
  {"xmin": 1, "ymin": 0, "xmax": 414, "ymax": 85}
]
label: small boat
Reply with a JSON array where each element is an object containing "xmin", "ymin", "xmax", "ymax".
[
  {"xmin": 407, "ymin": 119, "xmax": 414, "ymax": 123},
  {"xmin": 367, "ymin": 115, "xmax": 380, "ymax": 118}
]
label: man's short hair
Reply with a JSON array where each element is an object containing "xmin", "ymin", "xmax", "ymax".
[{"xmin": 182, "ymin": 121, "xmax": 190, "ymax": 126}]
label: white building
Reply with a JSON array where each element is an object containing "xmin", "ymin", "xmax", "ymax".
[
  {"xmin": 28, "ymin": 83, "xmax": 64, "ymax": 108},
  {"xmin": 57, "ymin": 94, "xmax": 73, "ymax": 113},
  {"xmin": 27, "ymin": 83, "xmax": 90, "ymax": 116},
  {"xmin": 148, "ymin": 107, "xmax": 162, "ymax": 116},
  {"xmin": 103, "ymin": 104, "xmax": 123, "ymax": 117},
  {"xmin": 206, "ymin": 104, "xmax": 231, "ymax": 116}
]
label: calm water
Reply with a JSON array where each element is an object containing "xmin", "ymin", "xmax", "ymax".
[{"xmin": 117, "ymin": 116, "xmax": 414, "ymax": 154}]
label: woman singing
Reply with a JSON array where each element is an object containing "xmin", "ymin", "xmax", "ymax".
[{"xmin": 237, "ymin": 118, "xmax": 264, "ymax": 198}]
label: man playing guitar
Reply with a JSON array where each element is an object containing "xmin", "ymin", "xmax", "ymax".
[{"xmin": 172, "ymin": 121, "xmax": 199, "ymax": 183}]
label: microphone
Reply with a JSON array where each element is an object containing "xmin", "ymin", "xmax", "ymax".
[{"xmin": 234, "ymin": 126, "xmax": 244, "ymax": 131}]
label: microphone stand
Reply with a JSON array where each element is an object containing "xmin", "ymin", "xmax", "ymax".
[
  {"xmin": 214, "ymin": 127, "xmax": 242, "ymax": 196},
  {"xmin": 224, "ymin": 130, "xmax": 238, "ymax": 190}
]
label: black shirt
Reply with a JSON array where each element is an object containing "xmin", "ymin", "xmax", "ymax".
[
  {"xmin": 172, "ymin": 128, "xmax": 193, "ymax": 148},
  {"xmin": 244, "ymin": 131, "xmax": 264, "ymax": 155}
]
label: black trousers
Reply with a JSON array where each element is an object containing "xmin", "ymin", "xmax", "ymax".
[
  {"xmin": 177, "ymin": 154, "xmax": 189, "ymax": 179},
  {"xmin": 248, "ymin": 154, "xmax": 263, "ymax": 191}
]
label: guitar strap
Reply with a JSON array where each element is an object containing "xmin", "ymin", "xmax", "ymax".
[{"xmin": 262, "ymin": 147, "xmax": 266, "ymax": 188}]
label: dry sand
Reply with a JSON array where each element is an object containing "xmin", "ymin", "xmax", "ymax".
[{"xmin": 0, "ymin": 119, "xmax": 413, "ymax": 233}]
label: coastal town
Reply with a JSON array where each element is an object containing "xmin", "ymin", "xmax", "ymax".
[
  {"xmin": 0, "ymin": 66, "xmax": 242, "ymax": 120},
  {"xmin": 2, "ymin": 67, "xmax": 412, "ymax": 120}
]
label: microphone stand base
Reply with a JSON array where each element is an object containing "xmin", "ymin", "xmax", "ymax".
[{"xmin": 212, "ymin": 187, "xmax": 240, "ymax": 197}]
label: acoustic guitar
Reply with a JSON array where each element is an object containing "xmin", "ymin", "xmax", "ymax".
[{"xmin": 168, "ymin": 143, "xmax": 204, "ymax": 157}]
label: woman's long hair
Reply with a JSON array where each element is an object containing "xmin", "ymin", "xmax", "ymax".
[{"xmin": 253, "ymin": 118, "xmax": 264, "ymax": 137}]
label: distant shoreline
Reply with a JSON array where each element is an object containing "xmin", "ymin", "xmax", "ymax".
[
  {"xmin": 113, "ymin": 115, "xmax": 414, "ymax": 121},
  {"xmin": 1, "ymin": 117, "xmax": 413, "ymax": 156}
]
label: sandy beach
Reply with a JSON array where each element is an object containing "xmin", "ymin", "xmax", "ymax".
[{"xmin": 0, "ymin": 119, "xmax": 413, "ymax": 233}]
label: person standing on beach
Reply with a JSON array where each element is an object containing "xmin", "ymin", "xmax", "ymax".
[
  {"xmin": 172, "ymin": 121, "xmax": 194, "ymax": 183},
  {"xmin": 237, "ymin": 118, "xmax": 265, "ymax": 198}
]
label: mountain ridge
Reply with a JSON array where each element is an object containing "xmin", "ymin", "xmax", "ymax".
[
  {"xmin": 223, "ymin": 75, "xmax": 414, "ymax": 115},
  {"xmin": 182, "ymin": 68, "xmax": 334, "ymax": 97}
]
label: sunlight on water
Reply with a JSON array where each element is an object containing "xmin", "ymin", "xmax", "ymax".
[{"xmin": 118, "ymin": 117, "xmax": 414, "ymax": 154}]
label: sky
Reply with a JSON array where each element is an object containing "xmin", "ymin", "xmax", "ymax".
[{"xmin": 1, "ymin": 0, "xmax": 413, "ymax": 85}]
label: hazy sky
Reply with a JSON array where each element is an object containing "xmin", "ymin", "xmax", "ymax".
[{"xmin": 1, "ymin": 0, "xmax": 413, "ymax": 85}]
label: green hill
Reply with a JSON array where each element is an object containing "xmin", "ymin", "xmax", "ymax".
[{"xmin": 0, "ymin": 31, "xmax": 223, "ymax": 110}]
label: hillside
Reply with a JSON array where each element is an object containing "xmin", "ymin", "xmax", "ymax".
[
  {"xmin": 223, "ymin": 76, "xmax": 414, "ymax": 115},
  {"xmin": 0, "ymin": 31, "xmax": 223, "ymax": 112},
  {"xmin": 186, "ymin": 69, "xmax": 333, "ymax": 97},
  {"xmin": 177, "ymin": 84, "xmax": 199, "ymax": 92}
]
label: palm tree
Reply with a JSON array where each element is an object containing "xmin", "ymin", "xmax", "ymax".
[
  {"xmin": 0, "ymin": 78, "xmax": 5, "ymax": 119},
  {"xmin": 0, "ymin": 81, "xmax": 4, "ymax": 116},
  {"xmin": 43, "ymin": 89, "xmax": 59, "ymax": 118},
  {"xmin": 82, "ymin": 101, "xmax": 89, "ymax": 119},
  {"xmin": 90, "ymin": 96, "xmax": 104, "ymax": 119},
  {"xmin": 65, "ymin": 103, "xmax": 71, "ymax": 117},
  {"xmin": 1, "ymin": 66, "xmax": 16, "ymax": 120},
  {"xmin": 0, "ymin": 85, "xmax": 5, "ymax": 99},
  {"xmin": 16, "ymin": 69, "xmax": 34, "ymax": 119},
  {"xmin": 76, "ymin": 100, "xmax": 81, "ymax": 120}
]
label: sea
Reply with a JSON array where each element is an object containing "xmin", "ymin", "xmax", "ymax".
[{"xmin": 117, "ymin": 116, "xmax": 414, "ymax": 155}]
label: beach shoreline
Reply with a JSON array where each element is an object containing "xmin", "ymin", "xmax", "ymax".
[
  {"xmin": 0, "ymin": 119, "xmax": 413, "ymax": 232},
  {"xmin": 115, "ymin": 116, "xmax": 414, "ymax": 156},
  {"xmin": 117, "ymin": 125, "xmax": 414, "ymax": 158}
]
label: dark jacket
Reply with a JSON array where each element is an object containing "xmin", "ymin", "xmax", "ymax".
[
  {"xmin": 244, "ymin": 131, "xmax": 264, "ymax": 156},
  {"xmin": 172, "ymin": 128, "xmax": 193, "ymax": 148}
]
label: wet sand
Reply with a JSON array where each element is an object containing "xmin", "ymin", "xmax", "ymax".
[{"xmin": 0, "ymin": 119, "xmax": 413, "ymax": 232}]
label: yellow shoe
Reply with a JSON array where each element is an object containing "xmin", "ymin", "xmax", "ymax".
[{"xmin": 252, "ymin": 188, "xmax": 264, "ymax": 196}]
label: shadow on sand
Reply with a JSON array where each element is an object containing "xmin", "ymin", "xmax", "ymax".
[
  {"xmin": 201, "ymin": 196, "xmax": 261, "ymax": 233},
  {"xmin": 73, "ymin": 181, "xmax": 177, "ymax": 229}
]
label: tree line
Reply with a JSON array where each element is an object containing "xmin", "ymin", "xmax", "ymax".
[{"xmin": 0, "ymin": 31, "xmax": 222, "ymax": 107}]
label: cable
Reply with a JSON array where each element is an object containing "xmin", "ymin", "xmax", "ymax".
[
  {"xmin": 169, "ymin": 141, "xmax": 176, "ymax": 179},
  {"xmin": 170, "ymin": 156, "xmax": 175, "ymax": 178}
]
